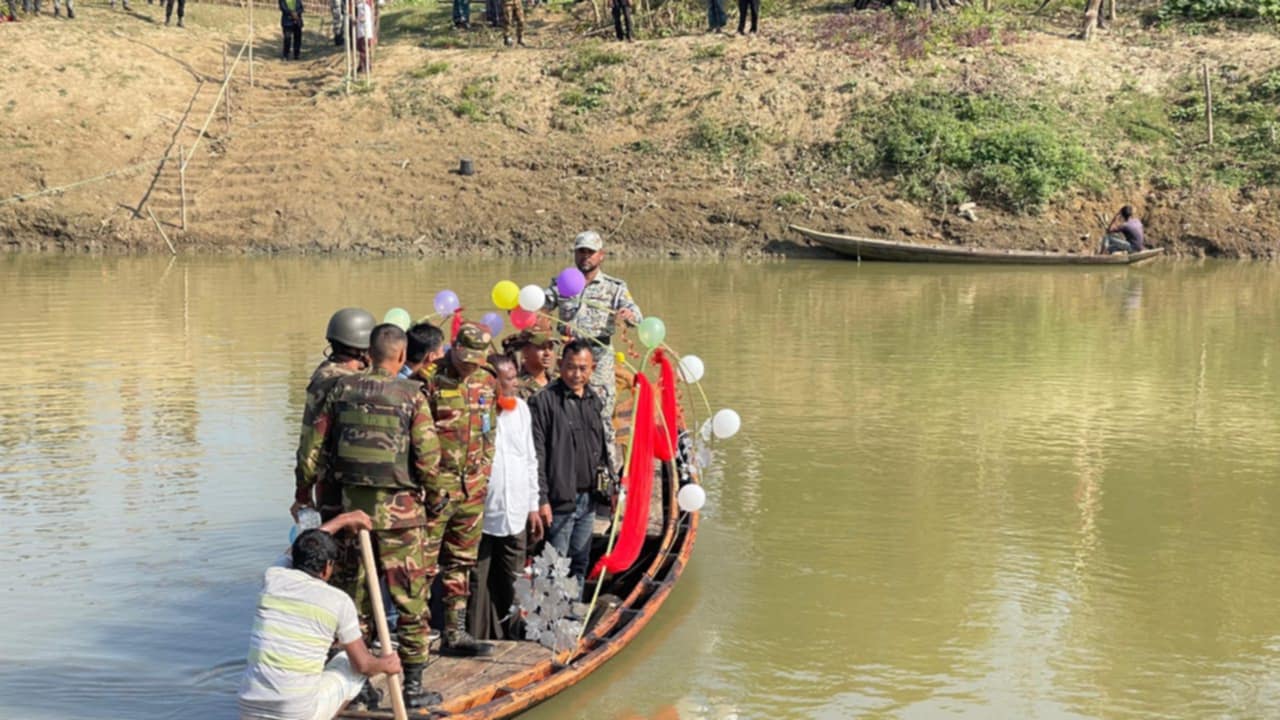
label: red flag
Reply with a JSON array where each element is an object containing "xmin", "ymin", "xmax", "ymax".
[
  {"xmin": 450, "ymin": 308, "xmax": 464, "ymax": 342},
  {"xmin": 652, "ymin": 350, "xmax": 678, "ymax": 462},
  {"xmin": 589, "ymin": 374, "xmax": 655, "ymax": 581}
]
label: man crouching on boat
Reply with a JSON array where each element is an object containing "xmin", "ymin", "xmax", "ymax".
[{"xmin": 238, "ymin": 510, "xmax": 402, "ymax": 720}]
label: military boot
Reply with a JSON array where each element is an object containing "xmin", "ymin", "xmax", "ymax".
[
  {"xmin": 401, "ymin": 663, "xmax": 442, "ymax": 709},
  {"xmin": 350, "ymin": 681, "xmax": 382, "ymax": 710},
  {"xmin": 441, "ymin": 607, "xmax": 495, "ymax": 657}
]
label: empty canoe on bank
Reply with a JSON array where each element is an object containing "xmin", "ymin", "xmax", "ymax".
[
  {"xmin": 339, "ymin": 369, "xmax": 700, "ymax": 720},
  {"xmin": 789, "ymin": 225, "xmax": 1165, "ymax": 265}
]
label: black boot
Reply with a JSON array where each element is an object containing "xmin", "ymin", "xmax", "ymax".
[
  {"xmin": 350, "ymin": 681, "xmax": 382, "ymax": 710},
  {"xmin": 334, "ymin": 30, "xmax": 343, "ymax": 46},
  {"xmin": 401, "ymin": 663, "xmax": 442, "ymax": 709},
  {"xmin": 441, "ymin": 609, "xmax": 495, "ymax": 657}
]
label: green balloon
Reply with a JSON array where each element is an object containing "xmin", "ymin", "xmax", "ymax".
[
  {"xmin": 383, "ymin": 307, "xmax": 412, "ymax": 331},
  {"xmin": 637, "ymin": 316, "xmax": 666, "ymax": 349}
]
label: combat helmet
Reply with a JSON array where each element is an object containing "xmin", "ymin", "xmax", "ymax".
[{"xmin": 325, "ymin": 308, "xmax": 376, "ymax": 351}]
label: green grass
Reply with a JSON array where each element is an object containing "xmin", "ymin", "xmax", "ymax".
[
  {"xmin": 550, "ymin": 43, "xmax": 627, "ymax": 82},
  {"xmin": 688, "ymin": 118, "xmax": 763, "ymax": 162},
  {"xmin": 774, "ymin": 191, "xmax": 807, "ymax": 207},
  {"xmin": 692, "ymin": 43, "xmax": 726, "ymax": 60},
  {"xmin": 410, "ymin": 60, "xmax": 450, "ymax": 78},
  {"xmin": 560, "ymin": 79, "xmax": 612, "ymax": 112},
  {"xmin": 822, "ymin": 88, "xmax": 1099, "ymax": 212}
]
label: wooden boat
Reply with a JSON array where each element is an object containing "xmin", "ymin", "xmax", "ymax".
[
  {"xmin": 790, "ymin": 224, "xmax": 1165, "ymax": 265},
  {"xmin": 340, "ymin": 368, "xmax": 701, "ymax": 719}
]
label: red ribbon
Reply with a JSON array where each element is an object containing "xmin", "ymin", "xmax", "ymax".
[
  {"xmin": 653, "ymin": 350, "xmax": 678, "ymax": 462},
  {"xmin": 450, "ymin": 308, "xmax": 464, "ymax": 342},
  {"xmin": 589, "ymin": 374, "xmax": 655, "ymax": 581}
]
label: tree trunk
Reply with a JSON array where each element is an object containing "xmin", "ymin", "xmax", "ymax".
[{"xmin": 1080, "ymin": 0, "xmax": 1102, "ymax": 39}]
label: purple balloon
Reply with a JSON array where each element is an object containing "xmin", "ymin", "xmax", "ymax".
[
  {"xmin": 481, "ymin": 311, "xmax": 504, "ymax": 337},
  {"xmin": 556, "ymin": 267, "xmax": 586, "ymax": 298},
  {"xmin": 434, "ymin": 290, "xmax": 460, "ymax": 316}
]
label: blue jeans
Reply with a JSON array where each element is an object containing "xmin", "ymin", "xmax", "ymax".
[
  {"xmin": 452, "ymin": 0, "xmax": 469, "ymax": 24},
  {"xmin": 547, "ymin": 492, "xmax": 593, "ymax": 581}
]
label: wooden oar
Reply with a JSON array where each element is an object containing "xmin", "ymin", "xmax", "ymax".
[{"xmin": 358, "ymin": 529, "xmax": 408, "ymax": 720}]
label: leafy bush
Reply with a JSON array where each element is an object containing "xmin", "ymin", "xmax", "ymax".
[
  {"xmin": 1158, "ymin": 0, "xmax": 1280, "ymax": 21},
  {"xmin": 688, "ymin": 119, "xmax": 762, "ymax": 161},
  {"xmin": 823, "ymin": 90, "xmax": 1098, "ymax": 212}
]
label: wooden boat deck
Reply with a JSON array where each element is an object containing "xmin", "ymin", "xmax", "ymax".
[{"xmin": 337, "ymin": 365, "xmax": 699, "ymax": 719}]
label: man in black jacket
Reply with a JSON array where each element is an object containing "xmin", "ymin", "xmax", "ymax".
[{"xmin": 529, "ymin": 339, "xmax": 609, "ymax": 581}]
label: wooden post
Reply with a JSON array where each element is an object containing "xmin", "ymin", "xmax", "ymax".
[
  {"xmin": 358, "ymin": 530, "xmax": 409, "ymax": 720},
  {"xmin": 1203, "ymin": 62, "xmax": 1214, "ymax": 146},
  {"xmin": 249, "ymin": 0, "xmax": 255, "ymax": 88},
  {"xmin": 147, "ymin": 207, "xmax": 178, "ymax": 255},
  {"xmin": 179, "ymin": 143, "xmax": 187, "ymax": 231}
]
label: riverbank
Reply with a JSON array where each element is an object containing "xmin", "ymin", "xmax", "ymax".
[{"xmin": 2, "ymin": 0, "xmax": 1278, "ymax": 257}]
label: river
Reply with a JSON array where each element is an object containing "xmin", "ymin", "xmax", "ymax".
[{"xmin": 1, "ymin": 255, "xmax": 1278, "ymax": 719}]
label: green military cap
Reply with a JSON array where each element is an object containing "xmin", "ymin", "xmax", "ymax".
[
  {"xmin": 521, "ymin": 327, "xmax": 557, "ymax": 347},
  {"xmin": 453, "ymin": 321, "xmax": 491, "ymax": 364}
]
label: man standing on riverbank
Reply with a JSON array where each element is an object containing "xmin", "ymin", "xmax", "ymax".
[
  {"xmin": 421, "ymin": 322, "xmax": 499, "ymax": 657},
  {"xmin": 543, "ymin": 230, "xmax": 641, "ymax": 471},
  {"xmin": 295, "ymin": 324, "xmax": 445, "ymax": 709},
  {"xmin": 280, "ymin": 0, "xmax": 303, "ymax": 60}
]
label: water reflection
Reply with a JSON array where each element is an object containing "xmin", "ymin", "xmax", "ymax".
[{"xmin": 1, "ymin": 256, "xmax": 1278, "ymax": 720}]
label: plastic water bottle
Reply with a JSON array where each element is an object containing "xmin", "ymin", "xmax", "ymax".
[{"xmin": 289, "ymin": 507, "xmax": 322, "ymax": 544}]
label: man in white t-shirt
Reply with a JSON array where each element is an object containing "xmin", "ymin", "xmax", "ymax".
[
  {"xmin": 238, "ymin": 511, "xmax": 402, "ymax": 720},
  {"xmin": 469, "ymin": 354, "xmax": 544, "ymax": 640}
]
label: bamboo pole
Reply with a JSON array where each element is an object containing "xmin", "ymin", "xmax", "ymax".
[
  {"xmin": 249, "ymin": 0, "xmax": 255, "ymax": 87},
  {"xmin": 223, "ymin": 44, "xmax": 232, "ymax": 132},
  {"xmin": 1203, "ymin": 62, "xmax": 1214, "ymax": 146},
  {"xmin": 358, "ymin": 530, "xmax": 408, "ymax": 720},
  {"xmin": 183, "ymin": 40, "xmax": 247, "ymax": 173},
  {"xmin": 147, "ymin": 207, "xmax": 178, "ymax": 255},
  {"xmin": 179, "ymin": 143, "xmax": 187, "ymax": 230}
]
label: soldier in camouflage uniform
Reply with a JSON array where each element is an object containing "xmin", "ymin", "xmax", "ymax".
[
  {"xmin": 510, "ymin": 326, "xmax": 557, "ymax": 400},
  {"xmin": 421, "ymin": 322, "xmax": 499, "ymax": 657},
  {"xmin": 543, "ymin": 230, "xmax": 642, "ymax": 471},
  {"xmin": 295, "ymin": 323, "xmax": 445, "ymax": 709}
]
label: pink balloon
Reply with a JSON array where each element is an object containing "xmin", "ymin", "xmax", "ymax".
[
  {"xmin": 510, "ymin": 307, "xmax": 537, "ymax": 330},
  {"xmin": 556, "ymin": 267, "xmax": 587, "ymax": 298}
]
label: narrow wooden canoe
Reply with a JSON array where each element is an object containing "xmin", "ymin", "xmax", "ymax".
[
  {"xmin": 340, "ymin": 368, "xmax": 701, "ymax": 719},
  {"xmin": 790, "ymin": 224, "xmax": 1165, "ymax": 265}
]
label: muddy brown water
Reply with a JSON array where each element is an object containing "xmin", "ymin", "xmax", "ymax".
[{"xmin": 1, "ymin": 255, "xmax": 1278, "ymax": 719}]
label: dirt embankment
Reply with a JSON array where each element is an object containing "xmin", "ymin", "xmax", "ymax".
[{"xmin": 2, "ymin": 2, "xmax": 1278, "ymax": 258}]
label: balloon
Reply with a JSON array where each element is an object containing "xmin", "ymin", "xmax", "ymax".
[
  {"xmin": 481, "ymin": 311, "xmax": 504, "ymax": 337},
  {"xmin": 677, "ymin": 484, "xmax": 706, "ymax": 512},
  {"xmin": 699, "ymin": 419, "xmax": 713, "ymax": 442},
  {"xmin": 518, "ymin": 284, "xmax": 545, "ymax": 313},
  {"xmin": 556, "ymin": 267, "xmax": 587, "ymax": 298},
  {"xmin": 491, "ymin": 280, "xmax": 520, "ymax": 310},
  {"xmin": 712, "ymin": 409, "xmax": 740, "ymax": 439},
  {"xmin": 677, "ymin": 355, "xmax": 705, "ymax": 383},
  {"xmin": 637, "ymin": 317, "xmax": 666, "ymax": 349},
  {"xmin": 511, "ymin": 307, "xmax": 537, "ymax": 330},
  {"xmin": 383, "ymin": 307, "xmax": 411, "ymax": 331},
  {"xmin": 434, "ymin": 290, "xmax": 460, "ymax": 316}
]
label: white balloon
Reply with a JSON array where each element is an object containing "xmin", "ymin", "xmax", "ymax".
[
  {"xmin": 712, "ymin": 409, "xmax": 740, "ymax": 439},
  {"xmin": 518, "ymin": 284, "xmax": 545, "ymax": 313},
  {"xmin": 696, "ymin": 445, "xmax": 713, "ymax": 469},
  {"xmin": 699, "ymin": 419, "xmax": 713, "ymax": 442},
  {"xmin": 677, "ymin": 483, "xmax": 706, "ymax": 512},
  {"xmin": 677, "ymin": 355, "xmax": 705, "ymax": 383}
]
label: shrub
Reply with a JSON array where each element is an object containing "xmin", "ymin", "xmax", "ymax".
[{"xmin": 688, "ymin": 119, "xmax": 762, "ymax": 162}]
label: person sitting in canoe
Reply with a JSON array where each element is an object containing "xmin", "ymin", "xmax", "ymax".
[
  {"xmin": 238, "ymin": 510, "xmax": 403, "ymax": 720},
  {"xmin": 1100, "ymin": 205, "xmax": 1146, "ymax": 254}
]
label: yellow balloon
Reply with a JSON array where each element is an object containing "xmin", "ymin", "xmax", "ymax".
[
  {"xmin": 492, "ymin": 280, "xmax": 520, "ymax": 310},
  {"xmin": 615, "ymin": 352, "xmax": 626, "ymax": 364}
]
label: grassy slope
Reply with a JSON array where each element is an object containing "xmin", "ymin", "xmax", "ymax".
[{"xmin": 1, "ymin": 0, "xmax": 1278, "ymax": 256}]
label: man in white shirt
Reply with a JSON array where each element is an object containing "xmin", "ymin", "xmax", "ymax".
[
  {"xmin": 238, "ymin": 511, "xmax": 402, "ymax": 720},
  {"xmin": 469, "ymin": 354, "xmax": 545, "ymax": 640}
]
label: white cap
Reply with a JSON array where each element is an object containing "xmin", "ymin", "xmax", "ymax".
[{"xmin": 574, "ymin": 230, "xmax": 603, "ymax": 252}]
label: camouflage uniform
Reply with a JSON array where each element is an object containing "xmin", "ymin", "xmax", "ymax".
[
  {"xmin": 544, "ymin": 271, "xmax": 641, "ymax": 468},
  {"xmin": 517, "ymin": 373, "xmax": 549, "ymax": 401},
  {"xmin": 421, "ymin": 324, "xmax": 498, "ymax": 637},
  {"xmin": 295, "ymin": 359, "xmax": 364, "ymax": 597},
  {"xmin": 296, "ymin": 367, "xmax": 442, "ymax": 665},
  {"xmin": 502, "ymin": 0, "xmax": 523, "ymax": 45}
]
